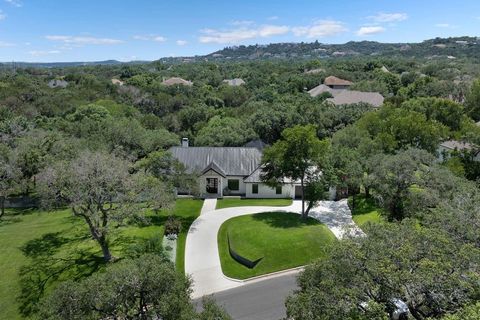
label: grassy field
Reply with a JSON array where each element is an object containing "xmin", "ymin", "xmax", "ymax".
[
  {"xmin": 216, "ymin": 198, "xmax": 292, "ymax": 209},
  {"xmin": 0, "ymin": 198, "xmax": 202, "ymax": 320},
  {"xmin": 218, "ymin": 211, "xmax": 336, "ymax": 279},
  {"xmin": 350, "ymin": 195, "xmax": 385, "ymax": 228}
]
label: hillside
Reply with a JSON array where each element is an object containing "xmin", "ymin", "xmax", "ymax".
[{"xmin": 205, "ymin": 36, "xmax": 480, "ymax": 61}]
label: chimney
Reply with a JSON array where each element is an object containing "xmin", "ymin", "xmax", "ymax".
[{"xmin": 181, "ymin": 137, "xmax": 189, "ymax": 147}]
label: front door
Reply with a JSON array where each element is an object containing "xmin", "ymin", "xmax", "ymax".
[{"xmin": 206, "ymin": 178, "xmax": 218, "ymax": 194}]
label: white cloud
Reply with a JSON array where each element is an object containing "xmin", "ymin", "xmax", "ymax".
[
  {"xmin": 133, "ymin": 34, "xmax": 166, "ymax": 42},
  {"xmin": 435, "ymin": 23, "xmax": 459, "ymax": 29},
  {"xmin": 29, "ymin": 50, "xmax": 61, "ymax": 57},
  {"xmin": 0, "ymin": 41, "xmax": 14, "ymax": 47},
  {"xmin": 176, "ymin": 40, "xmax": 188, "ymax": 46},
  {"xmin": 46, "ymin": 35, "xmax": 123, "ymax": 45},
  {"xmin": 292, "ymin": 20, "xmax": 347, "ymax": 38},
  {"xmin": 356, "ymin": 26, "xmax": 386, "ymax": 36},
  {"xmin": 199, "ymin": 24, "xmax": 289, "ymax": 44},
  {"xmin": 368, "ymin": 12, "xmax": 408, "ymax": 23},
  {"xmin": 230, "ymin": 20, "xmax": 254, "ymax": 26},
  {"xmin": 5, "ymin": 0, "xmax": 22, "ymax": 7},
  {"xmin": 0, "ymin": 10, "xmax": 6, "ymax": 20},
  {"xmin": 258, "ymin": 25, "xmax": 290, "ymax": 37}
]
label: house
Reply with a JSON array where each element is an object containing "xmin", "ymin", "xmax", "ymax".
[
  {"xmin": 161, "ymin": 77, "xmax": 193, "ymax": 86},
  {"xmin": 223, "ymin": 78, "xmax": 245, "ymax": 86},
  {"xmin": 326, "ymin": 91, "xmax": 384, "ymax": 108},
  {"xmin": 169, "ymin": 138, "xmax": 300, "ymax": 199},
  {"xmin": 48, "ymin": 79, "xmax": 68, "ymax": 88},
  {"xmin": 308, "ymin": 84, "xmax": 344, "ymax": 98},
  {"xmin": 324, "ymin": 76, "xmax": 352, "ymax": 89},
  {"xmin": 111, "ymin": 78, "xmax": 124, "ymax": 86},
  {"xmin": 437, "ymin": 140, "xmax": 480, "ymax": 162}
]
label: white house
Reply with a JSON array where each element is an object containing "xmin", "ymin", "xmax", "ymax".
[
  {"xmin": 169, "ymin": 139, "xmax": 301, "ymax": 199},
  {"xmin": 437, "ymin": 140, "xmax": 480, "ymax": 162}
]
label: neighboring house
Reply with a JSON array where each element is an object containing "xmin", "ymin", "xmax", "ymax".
[
  {"xmin": 161, "ymin": 77, "xmax": 193, "ymax": 86},
  {"xmin": 324, "ymin": 76, "xmax": 352, "ymax": 89},
  {"xmin": 169, "ymin": 138, "xmax": 300, "ymax": 199},
  {"xmin": 111, "ymin": 78, "xmax": 124, "ymax": 86},
  {"xmin": 48, "ymin": 79, "xmax": 68, "ymax": 88},
  {"xmin": 308, "ymin": 84, "xmax": 344, "ymax": 98},
  {"xmin": 326, "ymin": 91, "xmax": 384, "ymax": 108},
  {"xmin": 223, "ymin": 78, "xmax": 245, "ymax": 86},
  {"xmin": 304, "ymin": 68, "xmax": 325, "ymax": 74},
  {"xmin": 437, "ymin": 140, "xmax": 480, "ymax": 162}
]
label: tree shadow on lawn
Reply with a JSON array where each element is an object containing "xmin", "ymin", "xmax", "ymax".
[
  {"xmin": 17, "ymin": 230, "xmax": 105, "ymax": 317},
  {"xmin": 251, "ymin": 211, "xmax": 320, "ymax": 229}
]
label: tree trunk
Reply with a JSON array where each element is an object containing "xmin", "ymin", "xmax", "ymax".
[
  {"xmin": 300, "ymin": 177, "xmax": 306, "ymax": 220},
  {"xmin": 351, "ymin": 193, "xmax": 356, "ymax": 212},
  {"xmin": 98, "ymin": 236, "xmax": 112, "ymax": 262},
  {"xmin": 0, "ymin": 196, "xmax": 5, "ymax": 218},
  {"xmin": 365, "ymin": 186, "xmax": 370, "ymax": 199}
]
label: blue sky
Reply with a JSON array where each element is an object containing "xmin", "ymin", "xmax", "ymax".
[{"xmin": 0, "ymin": 0, "xmax": 479, "ymax": 62}]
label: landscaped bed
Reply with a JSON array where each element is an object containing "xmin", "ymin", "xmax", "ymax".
[
  {"xmin": 217, "ymin": 211, "xmax": 336, "ymax": 279},
  {"xmin": 0, "ymin": 198, "xmax": 202, "ymax": 320},
  {"xmin": 215, "ymin": 198, "xmax": 292, "ymax": 209}
]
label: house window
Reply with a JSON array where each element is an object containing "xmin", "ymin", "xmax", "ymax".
[
  {"xmin": 276, "ymin": 186, "xmax": 282, "ymax": 194},
  {"xmin": 228, "ymin": 179, "xmax": 239, "ymax": 191},
  {"xmin": 252, "ymin": 184, "xmax": 258, "ymax": 194}
]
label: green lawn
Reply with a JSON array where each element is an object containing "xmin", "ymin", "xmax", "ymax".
[
  {"xmin": 0, "ymin": 198, "xmax": 202, "ymax": 320},
  {"xmin": 216, "ymin": 198, "xmax": 292, "ymax": 209},
  {"xmin": 350, "ymin": 195, "xmax": 385, "ymax": 228},
  {"xmin": 218, "ymin": 212, "xmax": 336, "ymax": 279}
]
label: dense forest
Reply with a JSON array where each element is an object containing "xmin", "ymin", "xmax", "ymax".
[{"xmin": 1, "ymin": 37, "xmax": 480, "ymax": 319}]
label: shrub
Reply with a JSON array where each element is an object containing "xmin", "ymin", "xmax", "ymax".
[{"xmin": 164, "ymin": 215, "xmax": 182, "ymax": 235}]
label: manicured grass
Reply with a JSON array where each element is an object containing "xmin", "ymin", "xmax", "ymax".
[
  {"xmin": 350, "ymin": 195, "xmax": 385, "ymax": 228},
  {"xmin": 218, "ymin": 212, "xmax": 336, "ymax": 279},
  {"xmin": 172, "ymin": 199, "xmax": 203, "ymax": 274},
  {"xmin": 216, "ymin": 198, "xmax": 292, "ymax": 209},
  {"xmin": 0, "ymin": 198, "xmax": 202, "ymax": 320}
]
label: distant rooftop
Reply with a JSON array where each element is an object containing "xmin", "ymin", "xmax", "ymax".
[
  {"xmin": 308, "ymin": 84, "xmax": 344, "ymax": 98},
  {"xmin": 440, "ymin": 140, "xmax": 476, "ymax": 151},
  {"xmin": 326, "ymin": 90, "xmax": 384, "ymax": 108},
  {"xmin": 223, "ymin": 78, "xmax": 245, "ymax": 86},
  {"xmin": 162, "ymin": 77, "xmax": 193, "ymax": 86},
  {"xmin": 324, "ymin": 76, "xmax": 352, "ymax": 87}
]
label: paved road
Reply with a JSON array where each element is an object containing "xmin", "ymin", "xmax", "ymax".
[{"xmin": 196, "ymin": 272, "xmax": 299, "ymax": 320}]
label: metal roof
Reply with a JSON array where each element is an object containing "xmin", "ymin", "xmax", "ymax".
[{"xmin": 169, "ymin": 146, "xmax": 262, "ymax": 176}]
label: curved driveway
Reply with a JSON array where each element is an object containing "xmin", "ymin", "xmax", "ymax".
[{"xmin": 185, "ymin": 199, "xmax": 361, "ymax": 298}]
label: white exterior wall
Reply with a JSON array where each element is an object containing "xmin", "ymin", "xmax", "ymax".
[{"xmin": 245, "ymin": 183, "xmax": 295, "ymax": 199}]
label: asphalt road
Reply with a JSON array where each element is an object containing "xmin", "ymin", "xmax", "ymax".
[{"xmin": 195, "ymin": 273, "xmax": 299, "ymax": 320}]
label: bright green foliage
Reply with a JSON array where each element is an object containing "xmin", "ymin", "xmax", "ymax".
[
  {"xmin": 286, "ymin": 222, "xmax": 480, "ymax": 320},
  {"xmin": 218, "ymin": 212, "xmax": 336, "ymax": 279},
  {"xmin": 262, "ymin": 125, "xmax": 331, "ymax": 218},
  {"xmin": 195, "ymin": 116, "xmax": 257, "ymax": 146},
  {"xmin": 465, "ymin": 79, "xmax": 480, "ymax": 121}
]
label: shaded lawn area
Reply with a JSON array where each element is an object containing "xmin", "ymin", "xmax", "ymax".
[
  {"xmin": 216, "ymin": 198, "xmax": 292, "ymax": 209},
  {"xmin": 218, "ymin": 212, "xmax": 336, "ymax": 279},
  {"xmin": 350, "ymin": 195, "xmax": 385, "ymax": 229},
  {"xmin": 0, "ymin": 198, "xmax": 202, "ymax": 320}
]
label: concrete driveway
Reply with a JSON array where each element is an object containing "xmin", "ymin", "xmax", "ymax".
[{"xmin": 185, "ymin": 199, "xmax": 361, "ymax": 298}]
